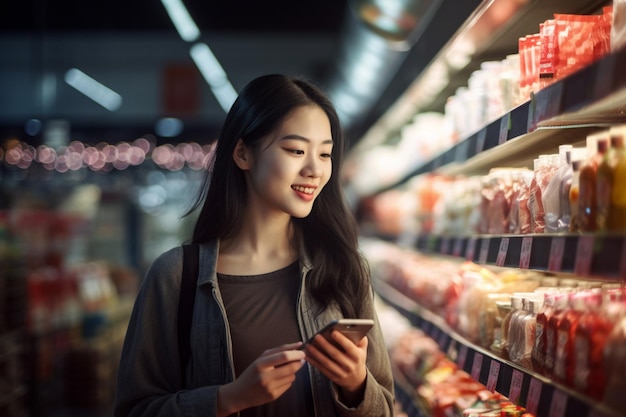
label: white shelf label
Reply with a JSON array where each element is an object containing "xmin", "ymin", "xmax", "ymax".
[
  {"xmin": 499, "ymin": 113, "xmax": 511, "ymax": 145},
  {"xmin": 486, "ymin": 360, "xmax": 500, "ymax": 392},
  {"xmin": 478, "ymin": 238, "xmax": 490, "ymax": 264},
  {"xmin": 471, "ymin": 352, "xmax": 483, "ymax": 381},
  {"xmin": 549, "ymin": 389, "xmax": 568, "ymax": 417},
  {"xmin": 476, "ymin": 129, "xmax": 487, "ymax": 154},
  {"xmin": 574, "ymin": 235, "xmax": 594, "ymax": 276},
  {"xmin": 526, "ymin": 377, "xmax": 542, "ymax": 415},
  {"xmin": 496, "ymin": 237, "xmax": 509, "ymax": 266},
  {"xmin": 441, "ymin": 237, "xmax": 451, "ymax": 254},
  {"xmin": 548, "ymin": 237, "xmax": 565, "ymax": 272},
  {"xmin": 452, "ymin": 238, "xmax": 463, "ymax": 257},
  {"xmin": 509, "ymin": 369, "xmax": 524, "ymax": 404},
  {"xmin": 466, "ymin": 237, "xmax": 477, "ymax": 260},
  {"xmin": 458, "ymin": 344, "xmax": 469, "ymax": 369},
  {"xmin": 519, "ymin": 236, "xmax": 533, "ymax": 269}
]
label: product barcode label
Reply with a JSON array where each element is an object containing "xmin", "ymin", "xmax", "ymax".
[
  {"xmin": 509, "ymin": 369, "xmax": 524, "ymax": 403},
  {"xmin": 549, "ymin": 389, "xmax": 568, "ymax": 417},
  {"xmin": 486, "ymin": 360, "xmax": 500, "ymax": 392},
  {"xmin": 471, "ymin": 353, "xmax": 483, "ymax": 381},
  {"xmin": 526, "ymin": 377, "xmax": 542, "ymax": 415},
  {"xmin": 548, "ymin": 237, "xmax": 565, "ymax": 272},
  {"xmin": 519, "ymin": 236, "xmax": 533, "ymax": 269},
  {"xmin": 496, "ymin": 237, "xmax": 509, "ymax": 266},
  {"xmin": 574, "ymin": 236, "xmax": 594, "ymax": 276}
]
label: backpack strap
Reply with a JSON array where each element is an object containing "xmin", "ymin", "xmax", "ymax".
[{"xmin": 178, "ymin": 243, "xmax": 199, "ymax": 385}]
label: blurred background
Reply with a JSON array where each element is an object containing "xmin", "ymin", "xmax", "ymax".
[{"xmin": 0, "ymin": 0, "xmax": 617, "ymax": 416}]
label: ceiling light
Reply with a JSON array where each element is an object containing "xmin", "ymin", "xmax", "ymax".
[
  {"xmin": 64, "ymin": 68, "xmax": 122, "ymax": 111},
  {"xmin": 190, "ymin": 43, "xmax": 237, "ymax": 112},
  {"xmin": 160, "ymin": 0, "xmax": 200, "ymax": 42}
]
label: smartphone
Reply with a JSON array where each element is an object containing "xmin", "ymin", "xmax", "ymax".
[{"xmin": 302, "ymin": 318, "xmax": 374, "ymax": 349}]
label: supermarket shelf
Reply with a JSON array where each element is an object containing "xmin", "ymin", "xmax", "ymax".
[
  {"xmin": 374, "ymin": 278, "xmax": 624, "ymax": 417},
  {"xmin": 411, "ymin": 233, "xmax": 626, "ymax": 282},
  {"xmin": 374, "ymin": 46, "xmax": 626, "ymax": 192},
  {"xmin": 394, "ymin": 375, "xmax": 429, "ymax": 417}
]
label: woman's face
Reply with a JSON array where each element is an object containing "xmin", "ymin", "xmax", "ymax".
[{"xmin": 240, "ymin": 104, "xmax": 333, "ymax": 219}]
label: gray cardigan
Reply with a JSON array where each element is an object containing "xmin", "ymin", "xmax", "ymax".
[{"xmin": 114, "ymin": 240, "xmax": 394, "ymax": 417}]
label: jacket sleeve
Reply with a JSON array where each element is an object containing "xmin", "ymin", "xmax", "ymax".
[
  {"xmin": 333, "ymin": 284, "xmax": 396, "ymax": 417},
  {"xmin": 113, "ymin": 247, "xmax": 220, "ymax": 417}
]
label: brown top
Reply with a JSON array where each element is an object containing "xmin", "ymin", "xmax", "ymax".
[{"xmin": 218, "ymin": 261, "xmax": 314, "ymax": 416}]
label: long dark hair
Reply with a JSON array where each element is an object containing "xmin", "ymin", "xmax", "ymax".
[{"xmin": 187, "ymin": 74, "xmax": 369, "ymax": 318}]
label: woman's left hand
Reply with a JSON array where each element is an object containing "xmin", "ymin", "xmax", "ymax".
[{"xmin": 303, "ymin": 331, "xmax": 368, "ymax": 406}]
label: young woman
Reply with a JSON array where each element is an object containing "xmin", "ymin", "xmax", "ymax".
[{"xmin": 114, "ymin": 74, "xmax": 394, "ymax": 416}]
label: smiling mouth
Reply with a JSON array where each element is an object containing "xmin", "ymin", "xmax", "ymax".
[{"xmin": 292, "ymin": 185, "xmax": 315, "ymax": 194}]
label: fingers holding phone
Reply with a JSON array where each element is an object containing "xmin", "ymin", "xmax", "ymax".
[{"xmin": 302, "ymin": 319, "xmax": 371, "ymax": 396}]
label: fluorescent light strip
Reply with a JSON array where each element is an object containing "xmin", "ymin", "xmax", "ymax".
[
  {"xmin": 64, "ymin": 68, "xmax": 122, "ymax": 111},
  {"xmin": 161, "ymin": 0, "xmax": 200, "ymax": 42},
  {"xmin": 211, "ymin": 83, "xmax": 238, "ymax": 113},
  {"xmin": 190, "ymin": 43, "xmax": 237, "ymax": 112}
]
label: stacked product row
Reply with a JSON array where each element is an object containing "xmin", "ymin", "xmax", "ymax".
[
  {"xmin": 363, "ymin": 238, "xmax": 626, "ymax": 415},
  {"xmin": 378, "ymin": 300, "xmax": 535, "ymax": 417},
  {"xmin": 361, "ymin": 124, "xmax": 626, "ymax": 237},
  {"xmin": 445, "ymin": 5, "xmax": 617, "ymax": 144}
]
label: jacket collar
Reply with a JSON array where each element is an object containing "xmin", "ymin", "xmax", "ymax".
[{"xmin": 197, "ymin": 238, "xmax": 312, "ymax": 287}]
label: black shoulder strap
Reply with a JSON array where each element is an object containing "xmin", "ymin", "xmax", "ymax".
[{"xmin": 178, "ymin": 243, "xmax": 199, "ymax": 385}]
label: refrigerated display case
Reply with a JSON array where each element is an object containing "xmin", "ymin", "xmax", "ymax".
[{"xmin": 349, "ymin": 1, "xmax": 626, "ymax": 416}]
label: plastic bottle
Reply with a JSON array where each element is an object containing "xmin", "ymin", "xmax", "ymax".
[
  {"xmin": 579, "ymin": 135, "xmax": 609, "ymax": 232},
  {"xmin": 544, "ymin": 291, "xmax": 570, "ymax": 377},
  {"xmin": 516, "ymin": 295, "xmax": 542, "ymax": 369},
  {"xmin": 503, "ymin": 293, "xmax": 524, "ymax": 361},
  {"xmin": 557, "ymin": 145, "xmax": 574, "ymax": 231},
  {"xmin": 545, "ymin": 149, "xmax": 570, "ymax": 233},
  {"xmin": 532, "ymin": 291, "xmax": 556, "ymax": 374},
  {"xmin": 554, "ymin": 291, "xmax": 590, "ymax": 385},
  {"xmin": 569, "ymin": 160, "xmax": 582, "ymax": 232},
  {"xmin": 574, "ymin": 288, "xmax": 623, "ymax": 400},
  {"xmin": 608, "ymin": 132, "xmax": 626, "ymax": 231},
  {"xmin": 596, "ymin": 137, "xmax": 614, "ymax": 232}
]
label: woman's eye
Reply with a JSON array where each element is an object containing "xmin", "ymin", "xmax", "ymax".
[
  {"xmin": 286, "ymin": 149, "xmax": 304, "ymax": 155},
  {"xmin": 321, "ymin": 153, "xmax": 332, "ymax": 159}
]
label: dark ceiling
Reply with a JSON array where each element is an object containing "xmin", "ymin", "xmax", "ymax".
[
  {"xmin": 0, "ymin": 0, "xmax": 483, "ymax": 148},
  {"xmin": 1, "ymin": 0, "xmax": 347, "ymax": 33}
]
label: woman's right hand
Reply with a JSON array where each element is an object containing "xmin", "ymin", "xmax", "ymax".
[{"xmin": 216, "ymin": 342, "xmax": 306, "ymax": 416}]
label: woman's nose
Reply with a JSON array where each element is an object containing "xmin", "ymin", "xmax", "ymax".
[{"xmin": 303, "ymin": 155, "xmax": 323, "ymax": 178}]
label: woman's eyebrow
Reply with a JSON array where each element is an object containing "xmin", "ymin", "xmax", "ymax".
[{"xmin": 280, "ymin": 134, "xmax": 333, "ymax": 144}]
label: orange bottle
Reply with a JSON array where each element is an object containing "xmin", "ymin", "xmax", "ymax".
[
  {"xmin": 579, "ymin": 136, "xmax": 608, "ymax": 232},
  {"xmin": 609, "ymin": 132, "xmax": 626, "ymax": 231}
]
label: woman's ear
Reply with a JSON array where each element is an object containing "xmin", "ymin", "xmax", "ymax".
[{"xmin": 233, "ymin": 139, "xmax": 251, "ymax": 170}]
